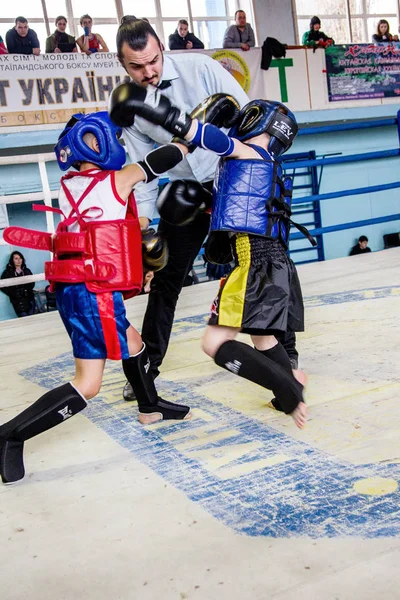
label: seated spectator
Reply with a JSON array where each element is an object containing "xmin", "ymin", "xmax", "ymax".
[
  {"xmin": 302, "ymin": 16, "xmax": 334, "ymax": 49},
  {"xmin": 349, "ymin": 235, "xmax": 371, "ymax": 256},
  {"xmin": 6, "ymin": 17, "xmax": 40, "ymax": 55},
  {"xmin": 0, "ymin": 34, "xmax": 8, "ymax": 54},
  {"xmin": 223, "ymin": 10, "xmax": 255, "ymax": 51},
  {"xmin": 45, "ymin": 16, "xmax": 77, "ymax": 53},
  {"xmin": 76, "ymin": 15, "xmax": 109, "ymax": 55},
  {"xmin": 169, "ymin": 19, "xmax": 204, "ymax": 50},
  {"xmin": 1, "ymin": 251, "xmax": 35, "ymax": 318},
  {"xmin": 372, "ymin": 20, "xmax": 398, "ymax": 43}
]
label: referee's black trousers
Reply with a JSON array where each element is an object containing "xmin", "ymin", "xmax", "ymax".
[{"xmin": 141, "ymin": 182, "xmax": 212, "ymax": 377}]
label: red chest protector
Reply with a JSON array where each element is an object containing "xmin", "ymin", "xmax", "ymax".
[{"xmin": 4, "ymin": 170, "xmax": 143, "ymax": 299}]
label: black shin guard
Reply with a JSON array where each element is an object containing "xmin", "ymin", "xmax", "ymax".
[
  {"xmin": 276, "ymin": 331, "xmax": 298, "ymax": 370},
  {"xmin": 258, "ymin": 342, "xmax": 293, "ymax": 372},
  {"xmin": 122, "ymin": 344, "xmax": 191, "ymax": 421},
  {"xmin": 257, "ymin": 343, "xmax": 293, "ymax": 412},
  {"xmin": 215, "ymin": 340, "xmax": 303, "ymax": 414},
  {"xmin": 0, "ymin": 383, "xmax": 87, "ymax": 484}
]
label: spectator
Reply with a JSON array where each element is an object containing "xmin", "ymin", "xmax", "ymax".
[
  {"xmin": 0, "ymin": 34, "xmax": 8, "ymax": 54},
  {"xmin": 76, "ymin": 15, "xmax": 109, "ymax": 55},
  {"xmin": 223, "ymin": 10, "xmax": 255, "ymax": 51},
  {"xmin": 372, "ymin": 20, "xmax": 398, "ymax": 43},
  {"xmin": 45, "ymin": 16, "xmax": 77, "ymax": 53},
  {"xmin": 302, "ymin": 16, "xmax": 334, "ymax": 48},
  {"xmin": 1, "ymin": 251, "xmax": 35, "ymax": 317},
  {"xmin": 168, "ymin": 19, "xmax": 204, "ymax": 50},
  {"xmin": 6, "ymin": 17, "xmax": 40, "ymax": 55},
  {"xmin": 349, "ymin": 235, "xmax": 372, "ymax": 256}
]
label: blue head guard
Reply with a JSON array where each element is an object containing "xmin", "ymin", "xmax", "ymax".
[
  {"xmin": 229, "ymin": 100, "xmax": 298, "ymax": 157},
  {"xmin": 55, "ymin": 111, "xmax": 126, "ymax": 171}
]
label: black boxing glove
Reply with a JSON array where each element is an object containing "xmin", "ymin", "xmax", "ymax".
[
  {"xmin": 172, "ymin": 93, "xmax": 241, "ymax": 151},
  {"xmin": 109, "ymin": 81, "xmax": 192, "ymax": 136},
  {"xmin": 191, "ymin": 93, "xmax": 240, "ymax": 128},
  {"xmin": 204, "ymin": 231, "xmax": 234, "ymax": 265},
  {"xmin": 157, "ymin": 180, "xmax": 212, "ymax": 226},
  {"xmin": 142, "ymin": 228, "xmax": 168, "ymax": 272}
]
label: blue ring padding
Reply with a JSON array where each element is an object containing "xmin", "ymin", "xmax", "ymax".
[
  {"xmin": 298, "ymin": 118, "xmax": 397, "ymax": 136},
  {"xmin": 283, "ymin": 148, "xmax": 400, "ymax": 169},
  {"xmin": 292, "ymin": 181, "xmax": 400, "ymax": 205},
  {"xmin": 290, "ymin": 214, "xmax": 400, "ymax": 240}
]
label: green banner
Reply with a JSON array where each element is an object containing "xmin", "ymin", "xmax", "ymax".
[{"xmin": 326, "ymin": 43, "xmax": 400, "ymax": 101}]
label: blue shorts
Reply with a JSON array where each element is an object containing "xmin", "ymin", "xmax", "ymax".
[{"xmin": 56, "ymin": 283, "xmax": 131, "ymax": 360}]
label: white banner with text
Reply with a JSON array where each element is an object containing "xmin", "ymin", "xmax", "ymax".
[{"xmin": 0, "ymin": 47, "xmax": 394, "ymax": 129}]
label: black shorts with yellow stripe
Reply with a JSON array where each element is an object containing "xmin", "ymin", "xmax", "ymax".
[{"xmin": 208, "ymin": 233, "xmax": 304, "ymax": 335}]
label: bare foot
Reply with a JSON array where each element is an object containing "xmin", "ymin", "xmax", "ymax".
[
  {"xmin": 138, "ymin": 411, "xmax": 164, "ymax": 425},
  {"xmin": 293, "ymin": 369, "xmax": 308, "ymax": 387},
  {"xmin": 291, "ymin": 401, "xmax": 307, "ymax": 429},
  {"xmin": 138, "ymin": 410, "xmax": 192, "ymax": 425}
]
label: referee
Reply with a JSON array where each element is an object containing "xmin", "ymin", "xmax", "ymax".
[{"xmin": 117, "ymin": 19, "xmax": 248, "ymax": 398}]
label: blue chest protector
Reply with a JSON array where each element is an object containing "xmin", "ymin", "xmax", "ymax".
[{"xmin": 210, "ymin": 145, "xmax": 293, "ymax": 246}]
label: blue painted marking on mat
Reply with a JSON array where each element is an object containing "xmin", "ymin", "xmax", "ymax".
[
  {"xmin": 169, "ymin": 286, "xmax": 400, "ymax": 337},
  {"xmin": 20, "ymin": 279, "xmax": 400, "ymax": 540}
]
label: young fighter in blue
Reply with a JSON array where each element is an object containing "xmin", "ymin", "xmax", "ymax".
[
  {"xmin": 109, "ymin": 85, "xmax": 317, "ymax": 428},
  {"xmin": 0, "ymin": 111, "xmax": 191, "ymax": 485}
]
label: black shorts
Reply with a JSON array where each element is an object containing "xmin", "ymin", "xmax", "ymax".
[{"xmin": 208, "ymin": 233, "xmax": 304, "ymax": 335}]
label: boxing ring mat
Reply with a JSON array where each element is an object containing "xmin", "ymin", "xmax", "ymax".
[{"xmin": 0, "ymin": 247, "xmax": 399, "ymax": 600}]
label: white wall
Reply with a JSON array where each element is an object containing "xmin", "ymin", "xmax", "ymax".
[{"xmin": 252, "ymin": 0, "xmax": 296, "ymax": 45}]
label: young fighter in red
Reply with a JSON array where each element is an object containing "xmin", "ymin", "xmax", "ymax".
[{"xmin": 0, "ymin": 111, "xmax": 191, "ymax": 485}]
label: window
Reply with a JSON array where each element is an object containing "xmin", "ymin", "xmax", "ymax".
[
  {"xmin": 90, "ymin": 23, "xmax": 119, "ymax": 52},
  {"xmin": 366, "ymin": 0, "xmax": 396, "ymax": 12},
  {"xmin": 1, "ymin": 0, "xmax": 44, "ymax": 19},
  {"xmin": 71, "ymin": 0, "xmax": 118, "ymax": 19},
  {"xmin": 163, "ymin": 20, "xmax": 181, "ymax": 46},
  {"xmin": 160, "ymin": 0, "xmax": 188, "ymax": 18},
  {"xmin": 326, "ymin": 19, "xmax": 350, "ymax": 44},
  {"xmin": 45, "ymin": 0, "xmax": 69, "ymax": 21},
  {"xmin": 31, "ymin": 22, "xmax": 50, "ymax": 45},
  {"xmin": 121, "ymin": 0, "xmax": 157, "ymax": 19},
  {"xmin": 193, "ymin": 20, "xmax": 229, "ymax": 49},
  {"xmin": 350, "ymin": 18, "xmax": 365, "ymax": 43},
  {"xmin": 295, "ymin": 0, "xmax": 399, "ymax": 44},
  {"xmin": 296, "ymin": 0, "xmax": 345, "ymax": 12},
  {"xmin": 3, "ymin": 0, "xmax": 255, "ymax": 51}
]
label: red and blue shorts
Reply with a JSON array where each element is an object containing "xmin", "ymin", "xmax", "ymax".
[{"xmin": 56, "ymin": 283, "xmax": 130, "ymax": 360}]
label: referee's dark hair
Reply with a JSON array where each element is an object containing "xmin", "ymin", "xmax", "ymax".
[
  {"xmin": 120, "ymin": 15, "xmax": 137, "ymax": 25},
  {"xmin": 117, "ymin": 18, "xmax": 161, "ymax": 58}
]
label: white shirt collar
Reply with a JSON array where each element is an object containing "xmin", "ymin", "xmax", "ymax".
[{"xmin": 160, "ymin": 55, "xmax": 180, "ymax": 84}]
